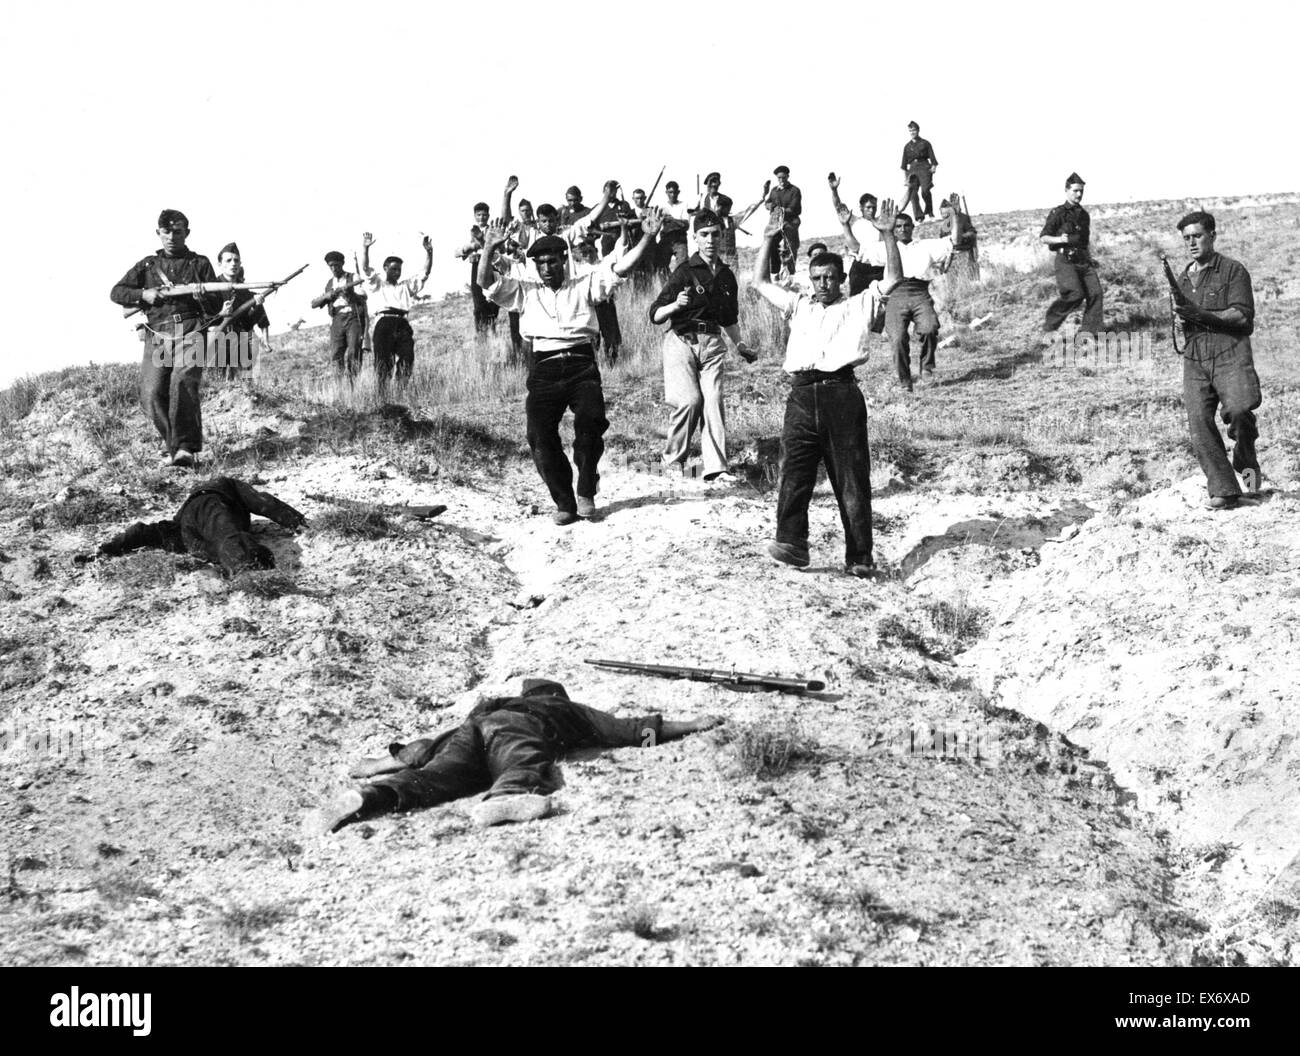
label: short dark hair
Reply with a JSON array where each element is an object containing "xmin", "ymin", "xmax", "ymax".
[
  {"xmin": 536, "ymin": 203, "xmax": 558, "ymax": 219},
  {"xmin": 518, "ymin": 198, "xmax": 532, "ymax": 209},
  {"xmin": 473, "ymin": 201, "xmax": 489, "ymax": 214},
  {"xmin": 705, "ymin": 171, "xmax": 721, "ymax": 184},
  {"xmin": 859, "ymin": 193, "xmax": 877, "ymax": 208},
  {"xmin": 324, "ymin": 251, "xmax": 345, "ymax": 265},
  {"xmin": 808, "ymin": 242, "xmax": 828, "ymax": 257},
  {"xmin": 382, "ymin": 255, "xmax": 403, "ymax": 269},
  {"xmin": 632, "ymin": 188, "xmax": 645, "ymax": 196},
  {"xmin": 565, "ymin": 185, "xmax": 582, "ymax": 199},
  {"xmin": 1177, "ymin": 210, "xmax": 1216, "ymax": 234},
  {"xmin": 158, "ymin": 208, "xmax": 188, "ymax": 229},
  {"xmin": 773, "ymin": 165, "xmax": 790, "ymax": 176},
  {"xmin": 808, "ymin": 251, "xmax": 845, "ymax": 280},
  {"xmin": 895, "ymin": 213, "xmax": 915, "ymax": 226},
  {"xmin": 665, "ymin": 180, "xmax": 679, "ymax": 191}
]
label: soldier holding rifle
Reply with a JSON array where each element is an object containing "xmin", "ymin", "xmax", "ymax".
[
  {"xmin": 110, "ymin": 208, "xmax": 222, "ymax": 468},
  {"xmin": 1169, "ymin": 211, "xmax": 1263, "ymax": 509},
  {"xmin": 312, "ymin": 251, "xmax": 368, "ymax": 377}
]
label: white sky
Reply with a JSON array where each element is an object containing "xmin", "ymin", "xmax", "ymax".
[{"xmin": 2, "ymin": 0, "xmax": 1296, "ymax": 388}]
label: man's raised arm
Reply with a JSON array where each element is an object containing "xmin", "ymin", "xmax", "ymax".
[
  {"xmin": 868, "ymin": 198, "xmax": 903, "ymax": 292},
  {"xmin": 418, "ymin": 234, "xmax": 433, "ymax": 284},
  {"xmin": 477, "ymin": 220, "xmax": 510, "ymax": 290},
  {"xmin": 359, "ymin": 232, "xmax": 376, "ymax": 276},
  {"xmin": 501, "ymin": 175, "xmax": 519, "ymax": 224}
]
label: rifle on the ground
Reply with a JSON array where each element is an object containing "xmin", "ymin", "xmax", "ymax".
[
  {"xmin": 213, "ymin": 262, "xmax": 310, "ymax": 332},
  {"xmin": 122, "ymin": 281, "xmax": 279, "ymax": 319},
  {"xmin": 305, "ymin": 492, "xmax": 447, "ymax": 520},
  {"xmin": 1160, "ymin": 254, "xmax": 1189, "ymax": 354},
  {"xmin": 585, "ymin": 658, "xmax": 825, "ymax": 694}
]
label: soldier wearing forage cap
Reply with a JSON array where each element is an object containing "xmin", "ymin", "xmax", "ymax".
[
  {"xmin": 213, "ymin": 242, "xmax": 272, "ymax": 380},
  {"xmin": 312, "ymin": 251, "xmax": 368, "ymax": 376},
  {"xmin": 1040, "ymin": 172, "xmax": 1103, "ymax": 333},
  {"xmin": 900, "ymin": 121, "xmax": 938, "ymax": 221},
  {"xmin": 110, "ymin": 208, "xmax": 221, "ymax": 468},
  {"xmin": 763, "ymin": 165, "xmax": 802, "ymax": 278}
]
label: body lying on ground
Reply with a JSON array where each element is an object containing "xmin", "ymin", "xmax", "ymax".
[
  {"xmin": 90, "ymin": 475, "xmax": 306, "ymax": 577},
  {"xmin": 308, "ymin": 678, "xmax": 723, "ymax": 833}
]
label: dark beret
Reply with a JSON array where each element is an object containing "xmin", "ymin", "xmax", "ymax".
[
  {"xmin": 526, "ymin": 235, "xmax": 569, "ymax": 260},
  {"xmin": 324, "ymin": 251, "xmax": 346, "ymax": 265}
]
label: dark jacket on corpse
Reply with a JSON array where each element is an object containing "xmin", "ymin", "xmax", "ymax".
[{"xmin": 96, "ymin": 476, "xmax": 306, "ymax": 576}]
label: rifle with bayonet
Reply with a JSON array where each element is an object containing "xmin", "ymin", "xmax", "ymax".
[
  {"xmin": 585, "ymin": 658, "xmax": 825, "ymax": 694},
  {"xmin": 212, "ymin": 262, "xmax": 310, "ymax": 333},
  {"xmin": 645, "ymin": 165, "xmax": 666, "ymax": 204}
]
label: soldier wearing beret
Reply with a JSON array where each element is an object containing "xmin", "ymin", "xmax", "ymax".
[
  {"xmin": 1040, "ymin": 172, "xmax": 1104, "ymax": 334},
  {"xmin": 763, "ymin": 165, "xmax": 802, "ymax": 278}
]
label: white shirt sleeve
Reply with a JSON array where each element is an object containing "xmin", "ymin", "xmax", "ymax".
[{"xmin": 753, "ymin": 281, "xmax": 800, "ymax": 318}]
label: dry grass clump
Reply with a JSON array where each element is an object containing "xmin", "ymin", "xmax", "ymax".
[
  {"xmin": 95, "ymin": 550, "xmax": 178, "ymax": 591},
  {"xmin": 48, "ymin": 493, "xmax": 130, "ymax": 528},
  {"xmin": 313, "ymin": 504, "xmax": 400, "ymax": 540},
  {"xmin": 227, "ymin": 569, "xmax": 300, "ymax": 598},
  {"xmin": 718, "ymin": 719, "xmax": 821, "ymax": 779},
  {"xmin": 922, "ymin": 594, "xmax": 991, "ymax": 649}
]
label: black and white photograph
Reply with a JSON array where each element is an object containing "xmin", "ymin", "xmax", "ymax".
[{"xmin": 1, "ymin": 0, "xmax": 1297, "ymax": 997}]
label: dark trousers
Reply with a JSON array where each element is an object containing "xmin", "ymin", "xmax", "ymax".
[
  {"xmin": 471, "ymin": 282, "xmax": 499, "ymax": 334},
  {"xmin": 373, "ymin": 314, "xmax": 414, "ymax": 382},
  {"xmin": 368, "ymin": 700, "xmax": 659, "ymax": 810},
  {"xmin": 776, "ymin": 376, "xmax": 874, "ymax": 567},
  {"xmin": 904, "ymin": 163, "xmax": 934, "ymax": 220},
  {"xmin": 1183, "ymin": 346, "xmax": 1262, "ymax": 498},
  {"xmin": 886, "ymin": 281, "xmax": 939, "ymax": 384},
  {"xmin": 179, "ymin": 493, "xmax": 275, "ymax": 576},
  {"xmin": 765, "ymin": 222, "xmax": 800, "ymax": 276},
  {"xmin": 1045, "ymin": 255, "xmax": 1104, "ymax": 332},
  {"xmin": 329, "ymin": 310, "xmax": 364, "ymax": 375},
  {"xmin": 508, "ymin": 310, "xmax": 524, "ymax": 363},
  {"xmin": 849, "ymin": 260, "xmax": 885, "ymax": 296},
  {"xmin": 140, "ymin": 323, "xmax": 204, "ymax": 456},
  {"xmin": 525, "ymin": 352, "xmax": 609, "ymax": 512},
  {"xmin": 595, "ymin": 300, "xmax": 621, "ymax": 364}
]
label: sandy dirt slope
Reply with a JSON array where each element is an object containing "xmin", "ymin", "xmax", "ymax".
[{"xmin": 5, "ymin": 374, "xmax": 1261, "ymax": 966}]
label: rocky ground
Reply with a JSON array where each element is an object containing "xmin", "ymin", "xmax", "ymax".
[{"xmin": 3, "ymin": 197, "xmax": 1298, "ymax": 966}]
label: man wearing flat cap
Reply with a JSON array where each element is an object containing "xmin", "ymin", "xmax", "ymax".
[
  {"xmin": 900, "ymin": 122, "xmax": 938, "ymax": 222},
  {"xmin": 359, "ymin": 230, "xmax": 434, "ymax": 385},
  {"xmin": 110, "ymin": 208, "xmax": 222, "ymax": 468},
  {"xmin": 312, "ymin": 251, "xmax": 368, "ymax": 377},
  {"xmin": 763, "ymin": 165, "xmax": 802, "ymax": 278},
  {"xmin": 650, "ymin": 209, "xmax": 756, "ymax": 484},
  {"xmin": 1040, "ymin": 172, "xmax": 1103, "ymax": 334},
  {"xmin": 478, "ymin": 207, "xmax": 666, "ymax": 524}
]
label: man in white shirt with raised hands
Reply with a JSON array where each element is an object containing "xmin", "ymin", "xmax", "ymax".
[
  {"xmin": 359, "ymin": 231, "xmax": 433, "ymax": 385},
  {"xmin": 860, "ymin": 210, "xmax": 957, "ymax": 390},
  {"xmin": 751, "ymin": 199, "xmax": 902, "ymax": 579},
  {"xmin": 479, "ymin": 208, "xmax": 666, "ymax": 525}
]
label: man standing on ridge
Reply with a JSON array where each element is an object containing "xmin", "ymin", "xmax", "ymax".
[{"xmin": 900, "ymin": 121, "xmax": 938, "ymax": 221}]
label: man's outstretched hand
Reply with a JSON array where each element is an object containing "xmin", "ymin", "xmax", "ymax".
[
  {"xmin": 763, "ymin": 206, "xmax": 786, "ymax": 240},
  {"xmin": 871, "ymin": 198, "xmax": 898, "ymax": 233}
]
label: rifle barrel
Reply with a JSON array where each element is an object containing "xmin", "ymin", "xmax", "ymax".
[{"xmin": 584, "ymin": 658, "xmax": 824, "ymax": 693}]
